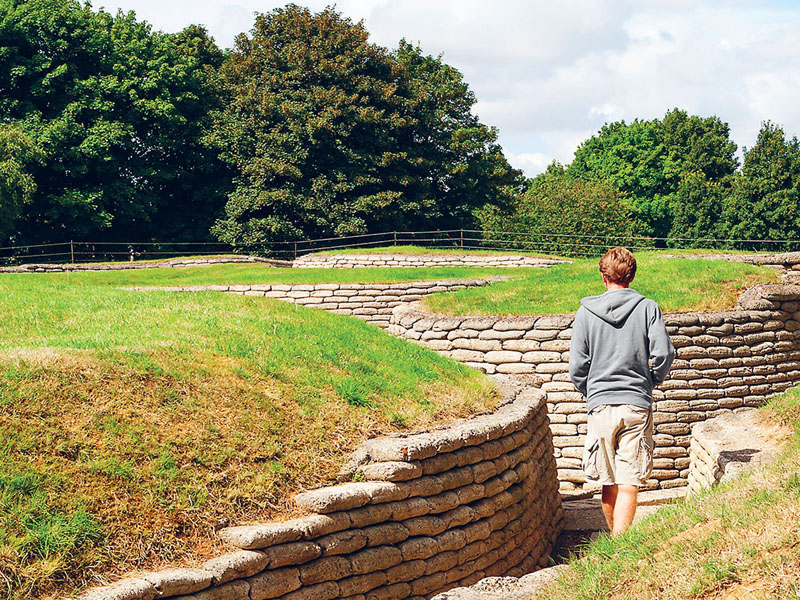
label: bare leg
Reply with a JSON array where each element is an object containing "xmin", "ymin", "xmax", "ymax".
[
  {"xmin": 601, "ymin": 485, "xmax": 617, "ymax": 532},
  {"xmin": 611, "ymin": 484, "xmax": 638, "ymax": 536}
]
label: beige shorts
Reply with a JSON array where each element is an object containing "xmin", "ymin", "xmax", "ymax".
[{"xmin": 583, "ymin": 404, "xmax": 654, "ymax": 487}]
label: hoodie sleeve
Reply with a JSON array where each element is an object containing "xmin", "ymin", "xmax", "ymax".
[
  {"xmin": 568, "ymin": 307, "xmax": 590, "ymax": 397},
  {"xmin": 648, "ymin": 302, "xmax": 675, "ymax": 385}
]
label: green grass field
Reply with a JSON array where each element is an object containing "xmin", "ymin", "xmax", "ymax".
[
  {"xmin": 58, "ymin": 263, "xmax": 522, "ymax": 287},
  {"xmin": 543, "ymin": 388, "xmax": 800, "ymax": 600},
  {"xmin": 0, "ymin": 270, "xmax": 496, "ymax": 599},
  {"xmin": 0, "ymin": 254, "xmax": 783, "ymax": 598},
  {"xmin": 421, "ymin": 253, "xmax": 778, "ymax": 315}
]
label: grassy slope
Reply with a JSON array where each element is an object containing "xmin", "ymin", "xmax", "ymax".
[
  {"xmin": 422, "ymin": 254, "xmax": 779, "ymax": 316},
  {"xmin": 66, "ymin": 263, "xmax": 527, "ymax": 287},
  {"xmin": 0, "ymin": 271, "xmax": 496, "ymax": 599},
  {"xmin": 543, "ymin": 389, "xmax": 800, "ymax": 600},
  {"xmin": 0, "ymin": 256, "xmax": 784, "ymax": 598}
]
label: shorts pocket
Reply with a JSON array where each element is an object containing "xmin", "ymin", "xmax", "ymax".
[
  {"xmin": 582, "ymin": 439, "xmax": 600, "ymax": 480},
  {"xmin": 637, "ymin": 435, "xmax": 654, "ymax": 480}
]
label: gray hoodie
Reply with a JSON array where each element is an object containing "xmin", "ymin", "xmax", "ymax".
[{"xmin": 568, "ymin": 288, "xmax": 675, "ymax": 413}]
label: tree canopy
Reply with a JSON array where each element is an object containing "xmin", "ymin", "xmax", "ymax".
[
  {"xmin": 479, "ymin": 164, "xmax": 640, "ymax": 256},
  {"xmin": 1, "ymin": 1, "xmax": 799, "ymax": 253},
  {"xmin": 208, "ymin": 5, "xmax": 522, "ymax": 249},
  {"xmin": 0, "ymin": 0, "xmax": 228, "ymax": 243},
  {"xmin": 566, "ymin": 109, "xmax": 738, "ymax": 239},
  {"xmin": 722, "ymin": 122, "xmax": 800, "ymax": 249}
]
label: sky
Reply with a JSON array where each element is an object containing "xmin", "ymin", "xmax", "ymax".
[{"xmin": 96, "ymin": 0, "xmax": 800, "ymax": 178}]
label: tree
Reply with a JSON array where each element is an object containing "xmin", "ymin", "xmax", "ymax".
[
  {"xmin": 722, "ymin": 122, "xmax": 800, "ymax": 249},
  {"xmin": 567, "ymin": 109, "xmax": 738, "ymax": 239},
  {"xmin": 392, "ymin": 41, "xmax": 523, "ymax": 230},
  {"xmin": 668, "ymin": 170, "xmax": 728, "ymax": 246},
  {"xmin": 0, "ymin": 0, "xmax": 228, "ymax": 243},
  {"xmin": 208, "ymin": 6, "xmax": 522, "ymax": 249},
  {"xmin": 0, "ymin": 123, "xmax": 41, "ymax": 238},
  {"xmin": 479, "ymin": 167, "xmax": 639, "ymax": 256},
  {"xmin": 208, "ymin": 5, "xmax": 417, "ymax": 248}
]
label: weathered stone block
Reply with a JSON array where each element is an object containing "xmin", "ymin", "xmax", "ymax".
[
  {"xmin": 202, "ymin": 551, "xmax": 269, "ymax": 585},
  {"xmin": 247, "ymin": 567, "xmax": 301, "ymax": 600},
  {"xmin": 266, "ymin": 542, "xmax": 321, "ymax": 568},
  {"xmin": 350, "ymin": 546, "xmax": 403, "ymax": 574},
  {"xmin": 299, "ymin": 556, "xmax": 352, "ymax": 585}
]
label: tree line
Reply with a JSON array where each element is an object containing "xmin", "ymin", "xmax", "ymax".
[
  {"xmin": 481, "ymin": 111, "xmax": 800, "ymax": 253},
  {"xmin": 2, "ymin": 0, "xmax": 799, "ymax": 253},
  {"xmin": 0, "ymin": 0, "xmax": 522, "ymax": 248}
]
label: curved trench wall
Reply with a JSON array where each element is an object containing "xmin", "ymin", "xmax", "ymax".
[
  {"xmin": 293, "ymin": 254, "xmax": 567, "ymax": 269},
  {"xmin": 131, "ymin": 279, "xmax": 501, "ymax": 329},
  {"xmin": 388, "ymin": 284, "xmax": 800, "ymax": 492},
  {"xmin": 80, "ymin": 387, "xmax": 563, "ymax": 600},
  {"xmin": 0, "ymin": 256, "xmax": 291, "ymax": 273}
]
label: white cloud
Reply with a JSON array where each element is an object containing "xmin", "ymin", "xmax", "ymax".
[
  {"xmin": 93, "ymin": 0, "xmax": 800, "ymax": 176},
  {"xmin": 505, "ymin": 152, "xmax": 552, "ymax": 177}
]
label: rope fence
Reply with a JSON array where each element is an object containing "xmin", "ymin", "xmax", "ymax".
[{"xmin": 1, "ymin": 230, "xmax": 798, "ymax": 265}]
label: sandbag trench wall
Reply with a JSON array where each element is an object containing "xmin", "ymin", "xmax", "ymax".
[
  {"xmin": 80, "ymin": 387, "xmax": 563, "ymax": 600},
  {"xmin": 668, "ymin": 251, "xmax": 800, "ymax": 274},
  {"xmin": 387, "ymin": 283, "xmax": 800, "ymax": 493},
  {"xmin": 130, "ymin": 279, "xmax": 502, "ymax": 330},
  {"xmin": 293, "ymin": 254, "xmax": 567, "ymax": 269},
  {"xmin": 686, "ymin": 409, "xmax": 784, "ymax": 496},
  {"xmin": 0, "ymin": 256, "xmax": 292, "ymax": 273}
]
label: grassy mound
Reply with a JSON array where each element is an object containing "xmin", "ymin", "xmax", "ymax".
[
  {"xmin": 65, "ymin": 263, "xmax": 526, "ymax": 287},
  {"xmin": 542, "ymin": 388, "xmax": 800, "ymax": 600},
  {"xmin": 422, "ymin": 254, "xmax": 779, "ymax": 316},
  {"xmin": 0, "ymin": 271, "xmax": 496, "ymax": 599}
]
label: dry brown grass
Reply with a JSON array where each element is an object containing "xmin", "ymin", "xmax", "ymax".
[{"xmin": 1, "ymin": 350, "xmax": 495, "ymax": 599}]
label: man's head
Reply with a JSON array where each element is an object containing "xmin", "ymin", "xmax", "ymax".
[{"xmin": 599, "ymin": 247, "xmax": 636, "ymax": 288}]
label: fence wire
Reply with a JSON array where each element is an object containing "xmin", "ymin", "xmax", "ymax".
[{"xmin": 0, "ymin": 231, "xmax": 797, "ymax": 265}]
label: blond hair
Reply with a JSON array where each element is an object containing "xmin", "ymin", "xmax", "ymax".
[{"xmin": 599, "ymin": 247, "xmax": 636, "ymax": 285}]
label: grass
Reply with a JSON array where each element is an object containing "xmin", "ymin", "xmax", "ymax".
[
  {"xmin": 0, "ymin": 270, "xmax": 497, "ymax": 599},
  {"xmin": 421, "ymin": 253, "xmax": 779, "ymax": 316},
  {"xmin": 310, "ymin": 244, "xmax": 561, "ymax": 258},
  {"xmin": 51, "ymin": 263, "xmax": 525, "ymax": 288},
  {"xmin": 0, "ymin": 254, "xmax": 785, "ymax": 598},
  {"xmin": 661, "ymin": 248, "xmax": 769, "ymax": 256},
  {"xmin": 540, "ymin": 388, "xmax": 800, "ymax": 600}
]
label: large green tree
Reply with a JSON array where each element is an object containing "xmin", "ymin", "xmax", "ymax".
[
  {"xmin": 0, "ymin": 0, "xmax": 228, "ymax": 243},
  {"xmin": 479, "ymin": 165, "xmax": 639, "ymax": 256},
  {"xmin": 209, "ymin": 5, "xmax": 522, "ymax": 249},
  {"xmin": 722, "ymin": 122, "xmax": 800, "ymax": 249},
  {"xmin": 567, "ymin": 109, "xmax": 738, "ymax": 239}
]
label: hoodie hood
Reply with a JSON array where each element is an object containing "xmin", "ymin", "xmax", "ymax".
[{"xmin": 580, "ymin": 288, "xmax": 646, "ymax": 326}]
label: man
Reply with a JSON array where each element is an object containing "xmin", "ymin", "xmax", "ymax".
[{"xmin": 568, "ymin": 247, "xmax": 675, "ymax": 536}]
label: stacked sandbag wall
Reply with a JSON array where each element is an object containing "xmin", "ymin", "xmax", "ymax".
[
  {"xmin": 388, "ymin": 284, "xmax": 800, "ymax": 491},
  {"xmin": 0, "ymin": 256, "xmax": 290, "ymax": 273},
  {"xmin": 80, "ymin": 387, "xmax": 563, "ymax": 600},
  {"xmin": 687, "ymin": 410, "xmax": 783, "ymax": 495},
  {"xmin": 130, "ymin": 279, "xmax": 500, "ymax": 329},
  {"xmin": 293, "ymin": 254, "xmax": 566, "ymax": 269}
]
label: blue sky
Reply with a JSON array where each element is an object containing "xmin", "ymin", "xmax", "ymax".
[{"xmin": 96, "ymin": 0, "xmax": 800, "ymax": 177}]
